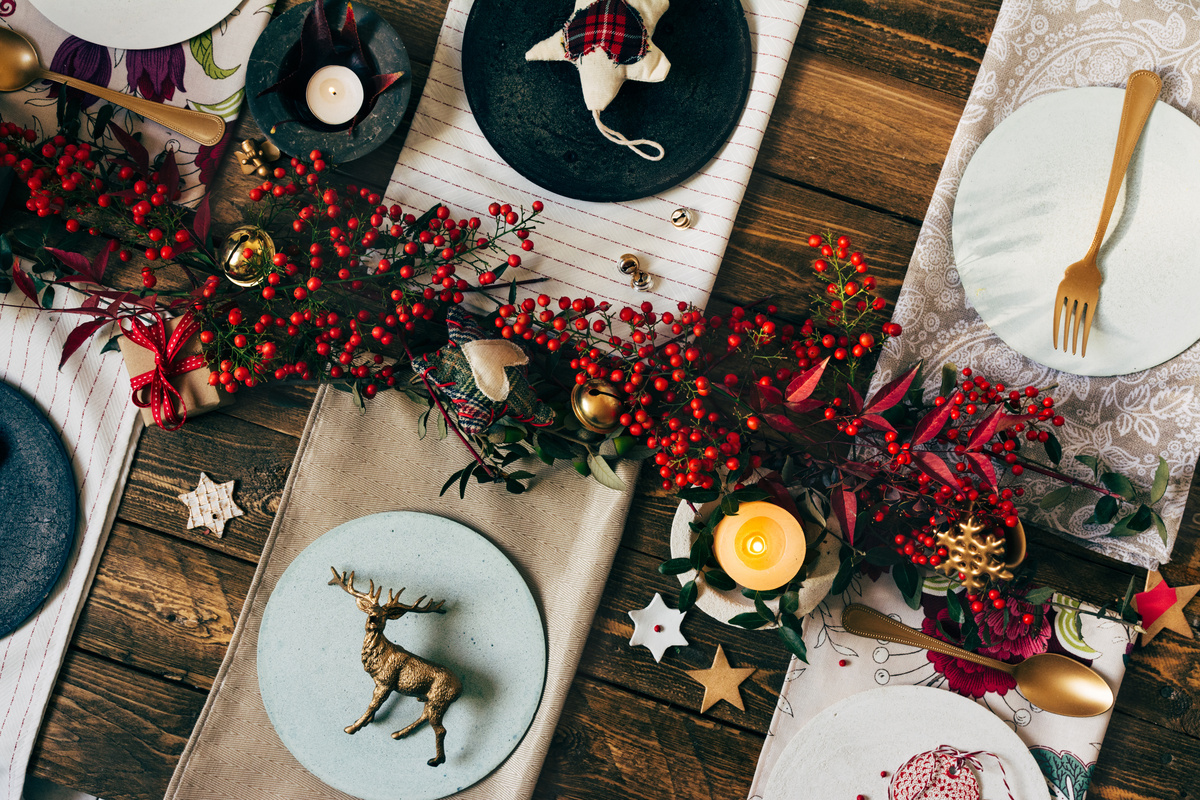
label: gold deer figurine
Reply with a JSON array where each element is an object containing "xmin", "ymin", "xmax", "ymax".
[{"xmin": 328, "ymin": 567, "xmax": 463, "ymax": 766}]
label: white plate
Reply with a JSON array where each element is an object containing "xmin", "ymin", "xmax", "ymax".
[
  {"xmin": 953, "ymin": 87, "xmax": 1200, "ymax": 376},
  {"xmin": 26, "ymin": 0, "xmax": 243, "ymax": 50},
  {"xmin": 761, "ymin": 686, "xmax": 1050, "ymax": 800}
]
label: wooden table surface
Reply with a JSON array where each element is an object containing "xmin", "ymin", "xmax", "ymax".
[{"xmin": 24, "ymin": 1, "xmax": 1200, "ymax": 799}]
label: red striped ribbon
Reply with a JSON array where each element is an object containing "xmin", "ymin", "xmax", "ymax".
[{"xmin": 120, "ymin": 310, "xmax": 208, "ymax": 431}]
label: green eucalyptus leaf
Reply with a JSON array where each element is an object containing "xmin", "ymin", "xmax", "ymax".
[
  {"xmin": 659, "ymin": 558, "xmax": 693, "ymax": 576},
  {"xmin": 689, "ymin": 535, "xmax": 712, "ymax": 572},
  {"xmin": 704, "ymin": 568, "xmax": 736, "ymax": 591},
  {"xmin": 1100, "ymin": 472, "xmax": 1135, "ymax": 501},
  {"xmin": 99, "ymin": 335, "xmax": 121, "ymax": 354},
  {"xmin": 504, "ymin": 478, "xmax": 526, "ymax": 494},
  {"xmin": 945, "ymin": 589, "xmax": 965, "ymax": 624},
  {"xmin": 939, "ymin": 363, "xmax": 958, "ymax": 399},
  {"xmin": 780, "ymin": 590, "xmax": 799, "ymax": 616},
  {"xmin": 437, "ymin": 413, "xmax": 448, "ymax": 440},
  {"xmin": 831, "ymin": 555, "xmax": 856, "ymax": 595},
  {"xmin": 1043, "ymin": 432, "xmax": 1063, "ymax": 464},
  {"xmin": 1023, "ymin": 586, "xmax": 1055, "ymax": 605},
  {"xmin": 729, "ymin": 611, "xmax": 769, "ymax": 630},
  {"xmin": 678, "ymin": 487, "xmax": 720, "ymax": 503},
  {"xmin": 1038, "ymin": 486, "xmax": 1072, "ymax": 510},
  {"xmin": 1075, "ymin": 454, "xmax": 1101, "ymax": 476},
  {"xmin": 440, "ymin": 468, "xmax": 464, "ymax": 497},
  {"xmin": 893, "ymin": 562, "xmax": 922, "ymax": 609},
  {"xmin": 754, "ymin": 594, "xmax": 774, "ymax": 622},
  {"xmin": 865, "ymin": 547, "xmax": 903, "ymax": 567},
  {"xmin": 417, "ymin": 408, "xmax": 430, "ymax": 440},
  {"xmin": 1127, "ymin": 504, "xmax": 1153, "ymax": 532},
  {"xmin": 1089, "ymin": 495, "xmax": 1119, "ymax": 525},
  {"xmin": 1151, "ymin": 456, "xmax": 1169, "ymax": 504},
  {"xmin": 1152, "ymin": 511, "xmax": 1169, "ymax": 546},
  {"xmin": 678, "ymin": 579, "xmax": 697, "ymax": 612},
  {"xmin": 778, "ymin": 624, "xmax": 808, "ymax": 663}
]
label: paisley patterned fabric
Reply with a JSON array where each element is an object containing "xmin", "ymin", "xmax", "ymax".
[{"xmin": 871, "ymin": 0, "xmax": 1200, "ymax": 569}]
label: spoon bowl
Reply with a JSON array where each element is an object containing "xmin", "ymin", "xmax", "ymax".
[
  {"xmin": 842, "ymin": 604, "xmax": 1114, "ymax": 717},
  {"xmin": 0, "ymin": 27, "xmax": 224, "ymax": 145}
]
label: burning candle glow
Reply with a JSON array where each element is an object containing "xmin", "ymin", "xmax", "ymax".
[
  {"xmin": 713, "ymin": 501, "xmax": 807, "ymax": 591},
  {"xmin": 305, "ymin": 65, "xmax": 364, "ymax": 126}
]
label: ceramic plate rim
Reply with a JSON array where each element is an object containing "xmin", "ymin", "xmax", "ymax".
[{"xmin": 24, "ymin": 0, "xmax": 243, "ymax": 50}]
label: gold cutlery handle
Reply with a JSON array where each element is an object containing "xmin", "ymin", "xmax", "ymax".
[
  {"xmin": 841, "ymin": 604, "xmax": 1014, "ymax": 674},
  {"xmin": 1087, "ymin": 69, "xmax": 1162, "ymax": 260},
  {"xmin": 44, "ymin": 68, "xmax": 226, "ymax": 146}
]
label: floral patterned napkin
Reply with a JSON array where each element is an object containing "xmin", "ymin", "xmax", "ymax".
[
  {"xmin": 0, "ymin": 0, "xmax": 273, "ymax": 205},
  {"xmin": 747, "ymin": 571, "xmax": 1133, "ymax": 800},
  {"xmin": 870, "ymin": 0, "xmax": 1200, "ymax": 569}
]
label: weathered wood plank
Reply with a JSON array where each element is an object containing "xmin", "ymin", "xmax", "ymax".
[
  {"xmin": 1089, "ymin": 710, "xmax": 1200, "ymax": 800},
  {"xmin": 27, "ymin": 650, "xmax": 205, "ymax": 800},
  {"xmin": 533, "ymin": 675, "xmax": 764, "ymax": 800},
  {"xmin": 72, "ymin": 522, "xmax": 251, "ymax": 691},
  {"xmin": 115, "ymin": 412, "xmax": 296, "ymax": 561}
]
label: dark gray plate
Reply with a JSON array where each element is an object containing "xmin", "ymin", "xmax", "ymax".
[
  {"xmin": 0, "ymin": 380, "xmax": 78, "ymax": 639},
  {"xmin": 462, "ymin": 0, "xmax": 753, "ymax": 202}
]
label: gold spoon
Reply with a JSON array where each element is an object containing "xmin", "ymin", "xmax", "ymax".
[
  {"xmin": 842, "ymin": 604, "xmax": 1115, "ymax": 717},
  {"xmin": 0, "ymin": 27, "xmax": 225, "ymax": 146}
]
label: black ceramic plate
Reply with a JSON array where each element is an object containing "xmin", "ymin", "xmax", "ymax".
[
  {"xmin": 246, "ymin": 0, "xmax": 412, "ymax": 164},
  {"xmin": 462, "ymin": 0, "xmax": 752, "ymax": 203},
  {"xmin": 0, "ymin": 380, "xmax": 78, "ymax": 639}
]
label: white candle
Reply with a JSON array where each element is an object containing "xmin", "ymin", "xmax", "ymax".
[{"xmin": 305, "ymin": 65, "xmax": 365, "ymax": 126}]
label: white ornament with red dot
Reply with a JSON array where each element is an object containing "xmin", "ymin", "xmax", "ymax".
[{"xmin": 628, "ymin": 593, "xmax": 688, "ymax": 663}]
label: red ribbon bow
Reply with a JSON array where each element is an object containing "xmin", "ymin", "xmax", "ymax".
[{"xmin": 121, "ymin": 310, "xmax": 207, "ymax": 431}]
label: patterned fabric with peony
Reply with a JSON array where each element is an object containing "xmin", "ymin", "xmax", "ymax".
[{"xmin": 411, "ymin": 306, "xmax": 555, "ymax": 436}]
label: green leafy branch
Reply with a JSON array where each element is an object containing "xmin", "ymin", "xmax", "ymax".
[{"xmin": 1039, "ymin": 454, "xmax": 1170, "ymax": 544}]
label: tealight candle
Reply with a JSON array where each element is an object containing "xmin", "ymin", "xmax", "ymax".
[
  {"xmin": 713, "ymin": 501, "xmax": 807, "ymax": 591},
  {"xmin": 305, "ymin": 65, "xmax": 365, "ymax": 126}
]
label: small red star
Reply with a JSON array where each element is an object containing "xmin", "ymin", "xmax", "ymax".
[{"xmin": 1133, "ymin": 570, "xmax": 1199, "ymax": 645}]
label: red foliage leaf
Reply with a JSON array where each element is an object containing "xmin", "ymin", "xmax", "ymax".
[
  {"xmin": 107, "ymin": 121, "xmax": 149, "ymax": 174},
  {"xmin": 911, "ymin": 400, "xmax": 954, "ymax": 446},
  {"xmin": 864, "ymin": 362, "xmax": 921, "ymax": 414},
  {"xmin": 48, "ymin": 240, "xmax": 116, "ymax": 285},
  {"xmin": 840, "ymin": 461, "xmax": 879, "ymax": 480},
  {"xmin": 349, "ymin": 71, "xmax": 407, "ymax": 134},
  {"xmin": 785, "ymin": 357, "xmax": 828, "ymax": 404},
  {"xmin": 764, "ymin": 413, "xmax": 802, "ymax": 434},
  {"xmin": 785, "ymin": 397, "xmax": 823, "ymax": 414},
  {"xmin": 846, "ymin": 383, "xmax": 864, "ymax": 414},
  {"xmin": 910, "ymin": 450, "xmax": 959, "ymax": 487},
  {"xmin": 756, "ymin": 473, "xmax": 803, "ymax": 524},
  {"xmin": 964, "ymin": 406, "xmax": 1009, "ymax": 452},
  {"xmin": 965, "ymin": 452, "xmax": 997, "ymax": 490},
  {"xmin": 162, "ymin": 149, "xmax": 180, "ymax": 200},
  {"xmin": 193, "ymin": 194, "xmax": 212, "ymax": 243},
  {"xmin": 59, "ymin": 318, "xmax": 110, "ymax": 368},
  {"xmin": 832, "ymin": 484, "xmax": 857, "ymax": 545},
  {"xmin": 11, "ymin": 262, "xmax": 38, "ymax": 304},
  {"xmin": 858, "ymin": 413, "xmax": 895, "ymax": 433},
  {"xmin": 750, "ymin": 382, "xmax": 783, "ymax": 412}
]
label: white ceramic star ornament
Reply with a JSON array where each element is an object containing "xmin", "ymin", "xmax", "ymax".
[
  {"xmin": 178, "ymin": 472, "xmax": 244, "ymax": 537},
  {"xmin": 628, "ymin": 593, "xmax": 688, "ymax": 662},
  {"xmin": 526, "ymin": 0, "xmax": 671, "ymax": 160}
]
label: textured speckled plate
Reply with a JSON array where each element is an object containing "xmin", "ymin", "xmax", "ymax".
[
  {"xmin": 258, "ymin": 512, "xmax": 547, "ymax": 800},
  {"xmin": 761, "ymin": 686, "xmax": 1051, "ymax": 800},
  {"xmin": 0, "ymin": 380, "xmax": 77, "ymax": 639},
  {"xmin": 461, "ymin": 0, "xmax": 752, "ymax": 202},
  {"xmin": 26, "ymin": 0, "xmax": 242, "ymax": 50}
]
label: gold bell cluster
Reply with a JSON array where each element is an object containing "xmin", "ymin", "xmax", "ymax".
[
  {"xmin": 221, "ymin": 225, "xmax": 276, "ymax": 287},
  {"xmin": 932, "ymin": 517, "xmax": 1015, "ymax": 593},
  {"xmin": 236, "ymin": 138, "xmax": 282, "ymax": 178},
  {"xmin": 617, "ymin": 253, "xmax": 653, "ymax": 292},
  {"xmin": 570, "ymin": 378, "xmax": 625, "ymax": 434}
]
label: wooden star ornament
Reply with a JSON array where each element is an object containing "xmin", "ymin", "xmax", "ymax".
[
  {"xmin": 685, "ymin": 645, "xmax": 756, "ymax": 713},
  {"xmin": 178, "ymin": 472, "xmax": 244, "ymax": 537},
  {"xmin": 1133, "ymin": 570, "xmax": 1199, "ymax": 645}
]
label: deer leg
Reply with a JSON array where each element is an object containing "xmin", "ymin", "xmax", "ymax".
[
  {"xmin": 346, "ymin": 684, "xmax": 392, "ymax": 734},
  {"xmin": 427, "ymin": 716, "xmax": 448, "ymax": 767},
  {"xmin": 391, "ymin": 706, "xmax": 429, "ymax": 740}
]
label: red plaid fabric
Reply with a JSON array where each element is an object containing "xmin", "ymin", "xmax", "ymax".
[{"xmin": 564, "ymin": 0, "xmax": 648, "ymax": 65}]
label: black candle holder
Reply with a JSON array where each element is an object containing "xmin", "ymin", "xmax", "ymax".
[{"xmin": 246, "ymin": 0, "xmax": 411, "ymax": 163}]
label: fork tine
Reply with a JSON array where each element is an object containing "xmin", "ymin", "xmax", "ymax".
[
  {"xmin": 1080, "ymin": 302, "xmax": 1092, "ymax": 357},
  {"xmin": 1052, "ymin": 295, "xmax": 1064, "ymax": 350},
  {"xmin": 1070, "ymin": 299, "xmax": 1084, "ymax": 355}
]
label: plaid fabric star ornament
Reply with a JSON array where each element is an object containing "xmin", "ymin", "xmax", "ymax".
[
  {"xmin": 412, "ymin": 306, "xmax": 555, "ymax": 436},
  {"xmin": 526, "ymin": 0, "xmax": 671, "ymax": 160}
]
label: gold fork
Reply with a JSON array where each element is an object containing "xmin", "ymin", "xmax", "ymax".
[{"xmin": 1052, "ymin": 69, "xmax": 1162, "ymax": 357}]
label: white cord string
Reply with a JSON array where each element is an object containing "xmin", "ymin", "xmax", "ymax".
[{"xmin": 592, "ymin": 110, "xmax": 665, "ymax": 161}]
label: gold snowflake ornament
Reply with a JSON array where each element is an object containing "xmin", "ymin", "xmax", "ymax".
[
  {"xmin": 178, "ymin": 472, "xmax": 244, "ymax": 537},
  {"xmin": 933, "ymin": 517, "xmax": 1012, "ymax": 593}
]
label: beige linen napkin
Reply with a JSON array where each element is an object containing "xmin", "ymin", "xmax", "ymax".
[{"xmin": 164, "ymin": 386, "xmax": 638, "ymax": 800}]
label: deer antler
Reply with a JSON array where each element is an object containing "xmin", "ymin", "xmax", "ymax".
[
  {"xmin": 380, "ymin": 587, "xmax": 447, "ymax": 618},
  {"xmin": 328, "ymin": 567, "xmax": 383, "ymax": 605}
]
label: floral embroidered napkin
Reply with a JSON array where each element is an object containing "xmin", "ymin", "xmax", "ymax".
[
  {"xmin": 0, "ymin": 0, "xmax": 273, "ymax": 205},
  {"xmin": 748, "ymin": 572, "xmax": 1133, "ymax": 800},
  {"xmin": 870, "ymin": 0, "xmax": 1200, "ymax": 569}
]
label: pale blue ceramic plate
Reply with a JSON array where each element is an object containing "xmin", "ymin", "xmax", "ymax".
[{"xmin": 258, "ymin": 512, "xmax": 547, "ymax": 800}]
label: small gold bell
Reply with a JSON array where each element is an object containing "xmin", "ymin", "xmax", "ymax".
[
  {"xmin": 631, "ymin": 271, "xmax": 653, "ymax": 292},
  {"xmin": 617, "ymin": 253, "xmax": 641, "ymax": 276},
  {"xmin": 221, "ymin": 225, "xmax": 276, "ymax": 288},
  {"xmin": 237, "ymin": 139, "xmax": 282, "ymax": 178},
  {"xmin": 670, "ymin": 207, "xmax": 694, "ymax": 229},
  {"xmin": 570, "ymin": 378, "xmax": 625, "ymax": 434}
]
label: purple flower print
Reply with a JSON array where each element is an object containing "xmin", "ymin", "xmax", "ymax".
[
  {"xmin": 126, "ymin": 43, "xmax": 186, "ymax": 102},
  {"xmin": 46, "ymin": 36, "xmax": 112, "ymax": 109}
]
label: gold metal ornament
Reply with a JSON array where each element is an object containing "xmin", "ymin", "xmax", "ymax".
[
  {"xmin": 235, "ymin": 138, "xmax": 282, "ymax": 178},
  {"xmin": 932, "ymin": 517, "xmax": 1015, "ymax": 593},
  {"xmin": 571, "ymin": 378, "xmax": 624, "ymax": 433},
  {"xmin": 329, "ymin": 568, "xmax": 463, "ymax": 767},
  {"xmin": 221, "ymin": 225, "xmax": 276, "ymax": 287},
  {"xmin": 617, "ymin": 253, "xmax": 641, "ymax": 275},
  {"xmin": 670, "ymin": 207, "xmax": 694, "ymax": 229}
]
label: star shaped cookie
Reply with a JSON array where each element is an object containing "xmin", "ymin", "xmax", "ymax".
[
  {"xmin": 178, "ymin": 472, "xmax": 244, "ymax": 537},
  {"xmin": 628, "ymin": 593, "xmax": 687, "ymax": 662}
]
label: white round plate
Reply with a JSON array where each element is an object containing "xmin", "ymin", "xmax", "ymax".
[
  {"xmin": 953, "ymin": 87, "xmax": 1200, "ymax": 376},
  {"xmin": 26, "ymin": 0, "xmax": 243, "ymax": 50},
  {"xmin": 258, "ymin": 512, "xmax": 547, "ymax": 800},
  {"xmin": 761, "ymin": 686, "xmax": 1050, "ymax": 800}
]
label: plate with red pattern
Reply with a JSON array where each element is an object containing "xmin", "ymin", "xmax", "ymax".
[{"xmin": 760, "ymin": 686, "xmax": 1050, "ymax": 800}]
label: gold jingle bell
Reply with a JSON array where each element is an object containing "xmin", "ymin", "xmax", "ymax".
[
  {"xmin": 222, "ymin": 225, "xmax": 276, "ymax": 287},
  {"xmin": 571, "ymin": 378, "xmax": 625, "ymax": 434},
  {"xmin": 236, "ymin": 138, "xmax": 282, "ymax": 178}
]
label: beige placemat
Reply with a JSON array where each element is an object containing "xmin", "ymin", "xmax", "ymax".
[{"xmin": 164, "ymin": 386, "xmax": 638, "ymax": 800}]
